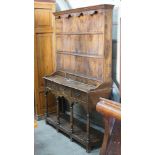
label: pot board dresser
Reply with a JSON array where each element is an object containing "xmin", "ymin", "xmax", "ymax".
[{"xmin": 43, "ymin": 4, "xmax": 114, "ymax": 152}]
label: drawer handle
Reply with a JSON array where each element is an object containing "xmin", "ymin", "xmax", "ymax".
[
  {"xmin": 62, "ymin": 87, "xmax": 66, "ymax": 91},
  {"xmin": 59, "ymin": 87, "xmax": 66, "ymax": 92},
  {"xmin": 75, "ymin": 92, "xmax": 80, "ymax": 97}
]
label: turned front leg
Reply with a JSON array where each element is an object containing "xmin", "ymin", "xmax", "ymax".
[
  {"xmin": 70, "ymin": 102, "xmax": 74, "ymax": 141},
  {"xmin": 61, "ymin": 97, "xmax": 65, "ymax": 114},
  {"xmin": 44, "ymin": 89, "xmax": 49, "ymax": 119},
  {"xmin": 86, "ymin": 112, "xmax": 90, "ymax": 153},
  {"xmin": 56, "ymin": 97, "xmax": 60, "ymax": 131}
]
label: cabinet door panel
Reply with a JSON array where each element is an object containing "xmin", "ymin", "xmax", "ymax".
[
  {"xmin": 35, "ymin": 9, "xmax": 53, "ymax": 28},
  {"xmin": 36, "ymin": 33, "xmax": 54, "ymax": 87},
  {"xmin": 34, "ymin": 2, "xmax": 56, "ymax": 117},
  {"xmin": 35, "ymin": 33, "xmax": 55, "ymax": 115}
]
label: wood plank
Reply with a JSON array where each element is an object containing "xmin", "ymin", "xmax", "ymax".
[
  {"xmin": 57, "ymin": 51, "xmax": 104, "ymax": 59},
  {"xmin": 56, "ymin": 32, "xmax": 104, "ymax": 35}
]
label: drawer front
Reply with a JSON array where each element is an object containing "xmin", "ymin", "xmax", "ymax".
[
  {"xmin": 58, "ymin": 85, "xmax": 71, "ymax": 96},
  {"xmin": 46, "ymin": 81, "xmax": 58, "ymax": 91},
  {"xmin": 52, "ymin": 83, "xmax": 58, "ymax": 91},
  {"xmin": 71, "ymin": 90, "xmax": 87, "ymax": 102},
  {"xmin": 46, "ymin": 80, "xmax": 52, "ymax": 88}
]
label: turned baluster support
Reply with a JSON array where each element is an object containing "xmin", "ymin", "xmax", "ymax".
[
  {"xmin": 61, "ymin": 97, "xmax": 65, "ymax": 114},
  {"xmin": 44, "ymin": 89, "xmax": 49, "ymax": 119},
  {"xmin": 70, "ymin": 102, "xmax": 74, "ymax": 141},
  {"xmin": 86, "ymin": 112, "xmax": 90, "ymax": 153},
  {"xmin": 56, "ymin": 96, "xmax": 60, "ymax": 132}
]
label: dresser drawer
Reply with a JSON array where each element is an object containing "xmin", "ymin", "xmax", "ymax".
[
  {"xmin": 52, "ymin": 83, "xmax": 58, "ymax": 90},
  {"xmin": 46, "ymin": 81, "xmax": 58, "ymax": 91},
  {"xmin": 58, "ymin": 85, "xmax": 71, "ymax": 96},
  {"xmin": 71, "ymin": 90, "xmax": 87, "ymax": 102},
  {"xmin": 46, "ymin": 80, "xmax": 52, "ymax": 87}
]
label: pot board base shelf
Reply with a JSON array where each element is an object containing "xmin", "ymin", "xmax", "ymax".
[{"xmin": 46, "ymin": 113, "xmax": 103, "ymax": 152}]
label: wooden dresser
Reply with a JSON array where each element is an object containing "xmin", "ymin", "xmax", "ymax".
[
  {"xmin": 34, "ymin": 1, "xmax": 56, "ymax": 118},
  {"xmin": 43, "ymin": 4, "xmax": 114, "ymax": 152}
]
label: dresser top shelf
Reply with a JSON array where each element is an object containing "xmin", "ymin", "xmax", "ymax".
[
  {"xmin": 54, "ymin": 4, "xmax": 114, "ymax": 16},
  {"xmin": 57, "ymin": 51, "xmax": 104, "ymax": 59}
]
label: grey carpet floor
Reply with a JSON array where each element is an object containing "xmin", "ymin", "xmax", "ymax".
[{"xmin": 34, "ymin": 120, "xmax": 99, "ymax": 155}]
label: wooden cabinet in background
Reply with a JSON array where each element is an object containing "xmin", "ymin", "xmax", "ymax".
[{"xmin": 34, "ymin": 1, "xmax": 56, "ymax": 119}]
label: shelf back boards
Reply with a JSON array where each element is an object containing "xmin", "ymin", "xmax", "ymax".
[{"xmin": 54, "ymin": 4, "xmax": 114, "ymax": 84}]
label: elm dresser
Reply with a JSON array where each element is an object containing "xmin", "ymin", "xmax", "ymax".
[{"xmin": 43, "ymin": 4, "xmax": 114, "ymax": 152}]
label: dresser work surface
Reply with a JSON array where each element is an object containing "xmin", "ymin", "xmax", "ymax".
[
  {"xmin": 43, "ymin": 4, "xmax": 114, "ymax": 152},
  {"xmin": 44, "ymin": 75, "xmax": 96, "ymax": 92}
]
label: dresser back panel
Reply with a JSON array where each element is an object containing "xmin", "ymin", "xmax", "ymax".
[
  {"xmin": 56, "ymin": 12, "xmax": 105, "ymax": 33},
  {"xmin": 54, "ymin": 5, "xmax": 113, "ymax": 83},
  {"xmin": 57, "ymin": 54, "xmax": 104, "ymax": 80},
  {"xmin": 56, "ymin": 34, "xmax": 104, "ymax": 55}
]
